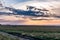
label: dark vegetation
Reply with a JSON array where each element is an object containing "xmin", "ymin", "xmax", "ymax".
[{"xmin": 0, "ymin": 25, "xmax": 60, "ymax": 32}]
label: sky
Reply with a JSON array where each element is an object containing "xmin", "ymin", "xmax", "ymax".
[
  {"xmin": 0, "ymin": 0, "xmax": 60, "ymax": 25},
  {"xmin": 4, "ymin": 0, "xmax": 60, "ymax": 15},
  {"xmin": 1, "ymin": 0, "xmax": 60, "ymax": 6}
]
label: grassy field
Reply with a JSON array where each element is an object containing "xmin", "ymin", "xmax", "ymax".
[
  {"xmin": 0, "ymin": 25, "xmax": 60, "ymax": 40},
  {"xmin": 0, "ymin": 33, "xmax": 20, "ymax": 40},
  {"xmin": 0, "ymin": 25, "xmax": 60, "ymax": 32}
]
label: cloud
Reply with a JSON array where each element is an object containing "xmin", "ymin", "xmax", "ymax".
[
  {"xmin": 31, "ymin": 0, "xmax": 60, "ymax": 2},
  {"xmin": 2, "ymin": 0, "xmax": 60, "ymax": 6},
  {"xmin": 13, "ymin": 1, "xmax": 60, "ymax": 9},
  {"xmin": 12, "ymin": 1, "xmax": 60, "ymax": 16},
  {"xmin": 0, "ymin": 0, "xmax": 60, "ymax": 25},
  {"xmin": 0, "ymin": 15, "xmax": 27, "ymax": 25},
  {"xmin": 0, "ymin": 15, "xmax": 60, "ymax": 25}
]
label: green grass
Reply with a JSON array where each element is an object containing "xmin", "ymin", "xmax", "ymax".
[
  {"xmin": 0, "ymin": 34, "xmax": 20, "ymax": 40},
  {"xmin": 0, "ymin": 25, "xmax": 60, "ymax": 33},
  {"xmin": 0, "ymin": 25, "xmax": 60, "ymax": 40}
]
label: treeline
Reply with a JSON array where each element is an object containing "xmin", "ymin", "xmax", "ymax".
[{"xmin": 0, "ymin": 24, "xmax": 59, "ymax": 27}]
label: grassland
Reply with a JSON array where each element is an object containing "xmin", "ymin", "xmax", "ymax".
[
  {"xmin": 0, "ymin": 25, "xmax": 60, "ymax": 32},
  {"xmin": 0, "ymin": 32, "xmax": 20, "ymax": 40},
  {"xmin": 0, "ymin": 25, "xmax": 60, "ymax": 40}
]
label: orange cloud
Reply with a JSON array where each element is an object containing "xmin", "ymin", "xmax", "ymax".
[{"xmin": 0, "ymin": 15, "xmax": 60, "ymax": 25}]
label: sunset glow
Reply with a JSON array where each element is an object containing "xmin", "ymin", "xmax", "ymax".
[{"xmin": 0, "ymin": 0, "xmax": 60, "ymax": 25}]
